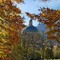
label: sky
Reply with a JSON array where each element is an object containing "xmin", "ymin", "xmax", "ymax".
[{"xmin": 16, "ymin": 0, "xmax": 60, "ymax": 26}]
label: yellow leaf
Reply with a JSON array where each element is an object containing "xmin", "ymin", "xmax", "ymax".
[
  {"xmin": 51, "ymin": 26, "xmax": 54, "ymax": 30},
  {"xmin": 2, "ymin": 38, "xmax": 7, "ymax": 43},
  {"xmin": 0, "ymin": 0, "xmax": 2, "ymax": 3}
]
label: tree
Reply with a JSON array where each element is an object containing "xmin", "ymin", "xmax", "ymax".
[
  {"xmin": 44, "ymin": 47, "xmax": 54, "ymax": 59},
  {"xmin": 53, "ymin": 46, "xmax": 60, "ymax": 59},
  {"xmin": 0, "ymin": 0, "xmax": 25, "ymax": 59},
  {"xmin": 39, "ymin": 8, "xmax": 60, "ymax": 42}
]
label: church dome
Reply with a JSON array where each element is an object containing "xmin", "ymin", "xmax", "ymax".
[
  {"xmin": 24, "ymin": 25, "xmax": 39, "ymax": 32},
  {"xmin": 23, "ymin": 19, "xmax": 39, "ymax": 32}
]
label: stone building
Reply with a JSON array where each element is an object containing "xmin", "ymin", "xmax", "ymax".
[{"xmin": 22, "ymin": 19, "xmax": 41, "ymax": 49}]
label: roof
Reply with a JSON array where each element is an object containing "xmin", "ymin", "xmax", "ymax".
[
  {"xmin": 23, "ymin": 25, "xmax": 39, "ymax": 32},
  {"xmin": 22, "ymin": 19, "xmax": 39, "ymax": 33}
]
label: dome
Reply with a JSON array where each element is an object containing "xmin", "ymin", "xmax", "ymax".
[
  {"xmin": 23, "ymin": 19, "xmax": 39, "ymax": 32},
  {"xmin": 23, "ymin": 25, "xmax": 39, "ymax": 32}
]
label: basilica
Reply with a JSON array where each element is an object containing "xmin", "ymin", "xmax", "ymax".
[{"xmin": 22, "ymin": 19, "xmax": 41, "ymax": 49}]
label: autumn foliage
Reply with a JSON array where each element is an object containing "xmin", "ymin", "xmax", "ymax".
[
  {"xmin": 40, "ymin": 8, "xmax": 60, "ymax": 42},
  {"xmin": 0, "ymin": 0, "xmax": 60, "ymax": 60},
  {"xmin": 0, "ymin": 0, "xmax": 25, "ymax": 59}
]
